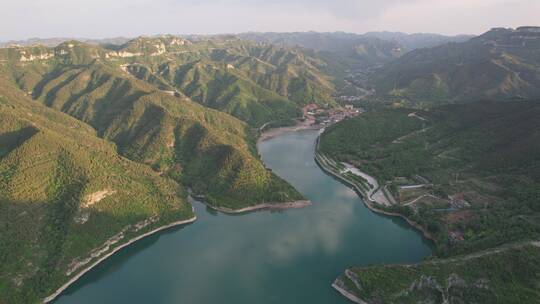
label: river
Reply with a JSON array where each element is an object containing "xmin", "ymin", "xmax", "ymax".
[{"xmin": 54, "ymin": 129, "xmax": 432, "ymax": 303}]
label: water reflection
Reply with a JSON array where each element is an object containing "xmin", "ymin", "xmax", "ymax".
[{"xmin": 55, "ymin": 130, "xmax": 431, "ymax": 304}]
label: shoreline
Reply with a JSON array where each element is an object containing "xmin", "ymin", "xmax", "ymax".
[
  {"xmin": 188, "ymin": 190, "xmax": 312, "ymax": 215},
  {"xmin": 313, "ymin": 135, "xmax": 435, "ymax": 243},
  {"xmin": 258, "ymin": 122, "xmax": 434, "ymax": 243},
  {"xmin": 43, "ymin": 216, "xmax": 197, "ymax": 303},
  {"xmin": 43, "ymin": 123, "xmax": 429, "ymax": 304},
  {"xmin": 257, "ymin": 122, "xmax": 322, "ymax": 143},
  {"xmin": 331, "ymin": 280, "xmax": 367, "ymax": 304},
  {"xmin": 202, "ymin": 200, "xmax": 312, "ymax": 214},
  {"xmin": 314, "ymin": 134, "xmax": 437, "ymax": 302}
]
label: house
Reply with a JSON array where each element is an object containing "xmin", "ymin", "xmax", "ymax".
[
  {"xmin": 344, "ymin": 104, "xmax": 354, "ymax": 110},
  {"xmin": 304, "ymin": 103, "xmax": 318, "ymax": 111}
]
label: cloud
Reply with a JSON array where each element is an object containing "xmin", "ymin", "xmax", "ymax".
[
  {"xmin": 373, "ymin": 0, "xmax": 540, "ymax": 35},
  {"xmin": 0, "ymin": 0, "xmax": 537, "ymax": 40}
]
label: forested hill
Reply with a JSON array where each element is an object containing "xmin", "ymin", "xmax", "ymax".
[
  {"xmin": 371, "ymin": 26, "xmax": 540, "ymax": 105},
  {"xmin": 321, "ymin": 100, "xmax": 540, "ymax": 303},
  {"xmin": 114, "ymin": 36, "xmax": 336, "ymax": 126},
  {"xmin": 0, "ymin": 74, "xmax": 195, "ymax": 302},
  {"xmin": 0, "ymin": 39, "xmax": 306, "ymax": 209},
  {"xmin": 321, "ymin": 100, "xmax": 540, "ymax": 255},
  {"xmin": 0, "ymin": 37, "xmax": 307, "ymax": 302},
  {"xmin": 0, "ymin": 36, "xmax": 335, "ymax": 127},
  {"xmin": 238, "ymin": 31, "xmax": 471, "ymax": 67}
]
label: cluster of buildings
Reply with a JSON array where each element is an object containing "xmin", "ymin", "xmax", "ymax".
[{"xmin": 302, "ymin": 103, "xmax": 362, "ymax": 126}]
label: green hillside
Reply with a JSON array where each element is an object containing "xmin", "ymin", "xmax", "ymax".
[
  {"xmin": 105, "ymin": 36, "xmax": 335, "ymax": 126},
  {"xmin": 239, "ymin": 32, "xmax": 404, "ymax": 67},
  {"xmin": 372, "ymin": 27, "xmax": 540, "ymax": 105},
  {"xmin": 1, "ymin": 36, "xmax": 336, "ymax": 127},
  {"xmin": 0, "ymin": 42, "xmax": 304, "ymax": 209},
  {"xmin": 335, "ymin": 243, "xmax": 540, "ymax": 304},
  {"xmin": 320, "ymin": 101, "xmax": 540, "ymax": 255},
  {"xmin": 0, "ymin": 38, "xmax": 308, "ymax": 303},
  {"xmin": 0, "ymin": 76, "xmax": 194, "ymax": 303},
  {"xmin": 320, "ymin": 100, "xmax": 540, "ymax": 302}
]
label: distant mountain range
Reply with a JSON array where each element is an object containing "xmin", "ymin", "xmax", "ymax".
[
  {"xmin": 0, "ymin": 36, "xmax": 132, "ymax": 48},
  {"xmin": 238, "ymin": 31, "xmax": 472, "ymax": 67},
  {"xmin": 1, "ymin": 31, "xmax": 473, "ymax": 69},
  {"xmin": 362, "ymin": 31, "xmax": 473, "ymax": 50},
  {"xmin": 239, "ymin": 31, "xmax": 472, "ymax": 52},
  {"xmin": 372, "ymin": 26, "xmax": 540, "ymax": 105},
  {"xmin": 1, "ymin": 36, "xmax": 335, "ymax": 126}
]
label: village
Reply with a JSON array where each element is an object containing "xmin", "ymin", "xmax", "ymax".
[{"xmin": 302, "ymin": 103, "xmax": 363, "ymax": 126}]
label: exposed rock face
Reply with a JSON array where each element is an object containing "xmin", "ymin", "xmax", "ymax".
[
  {"xmin": 82, "ymin": 189, "xmax": 116, "ymax": 208},
  {"xmin": 170, "ymin": 37, "xmax": 190, "ymax": 45},
  {"xmin": 19, "ymin": 51, "xmax": 54, "ymax": 62},
  {"xmin": 66, "ymin": 216, "xmax": 159, "ymax": 276},
  {"xmin": 151, "ymin": 43, "xmax": 166, "ymax": 56},
  {"xmin": 106, "ymin": 50, "xmax": 143, "ymax": 58}
]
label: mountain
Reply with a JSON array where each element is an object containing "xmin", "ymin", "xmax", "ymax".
[
  {"xmin": 0, "ymin": 36, "xmax": 335, "ymax": 127},
  {"xmin": 239, "ymin": 32, "xmax": 404, "ymax": 68},
  {"xmin": 363, "ymin": 31, "xmax": 473, "ymax": 51},
  {"xmin": 372, "ymin": 26, "xmax": 540, "ymax": 105},
  {"xmin": 0, "ymin": 38, "xmax": 311, "ymax": 302},
  {"xmin": 238, "ymin": 31, "xmax": 474, "ymax": 99},
  {"xmin": 335, "ymin": 242, "xmax": 540, "ymax": 303},
  {"xmin": 0, "ymin": 73, "xmax": 195, "ymax": 302},
  {"xmin": 0, "ymin": 37, "xmax": 131, "ymax": 48},
  {"xmin": 239, "ymin": 31, "xmax": 471, "ymax": 66},
  {"xmin": 0, "ymin": 39, "xmax": 306, "ymax": 209},
  {"xmin": 111, "ymin": 36, "xmax": 335, "ymax": 126}
]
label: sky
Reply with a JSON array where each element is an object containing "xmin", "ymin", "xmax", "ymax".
[{"xmin": 1, "ymin": 0, "xmax": 539, "ymax": 41}]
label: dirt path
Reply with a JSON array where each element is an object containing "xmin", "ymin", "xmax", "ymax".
[{"xmin": 404, "ymin": 194, "xmax": 438, "ymax": 206}]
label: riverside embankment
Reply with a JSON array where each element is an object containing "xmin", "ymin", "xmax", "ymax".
[{"xmin": 53, "ymin": 129, "xmax": 431, "ymax": 304}]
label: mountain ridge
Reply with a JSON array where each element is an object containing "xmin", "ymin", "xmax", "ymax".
[{"xmin": 371, "ymin": 26, "xmax": 540, "ymax": 105}]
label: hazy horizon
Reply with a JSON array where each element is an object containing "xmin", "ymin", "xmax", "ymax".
[
  {"xmin": 1, "ymin": 30, "xmax": 476, "ymax": 44},
  {"xmin": 1, "ymin": 0, "xmax": 538, "ymax": 41}
]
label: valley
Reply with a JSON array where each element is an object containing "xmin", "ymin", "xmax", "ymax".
[
  {"xmin": 50, "ymin": 129, "xmax": 431, "ymax": 304},
  {"xmin": 1, "ymin": 24, "xmax": 540, "ymax": 304}
]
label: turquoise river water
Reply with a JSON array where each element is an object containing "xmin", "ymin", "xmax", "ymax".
[{"xmin": 54, "ymin": 129, "xmax": 432, "ymax": 303}]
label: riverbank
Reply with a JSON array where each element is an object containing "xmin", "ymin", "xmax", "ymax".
[
  {"xmin": 313, "ymin": 135, "xmax": 434, "ymax": 243},
  {"xmin": 207, "ymin": 200, "xmax": 312, "ymax": 214},
  {"xmin": 331, "ymin": 279, "xmax": 367, "ymax": 304},
  {"xmin": 257, "ymin": 121, "xmax": 322, "ymax": 143},
  {"xmin": 189, "ymin": 193, "xmax": 311, "ymax": 214},
  {"xmin": 259, "ymin": 123, "xmax": 434, "ymax": 243},
  {"xmin": 50, "ymin": 126, "xmax": 432, "ymax": 304},
  {"xmin": 43, "ymin": 215, "xmax": 197, "ymax": 303},
  {"xmin": 313, "ymin": 134, "xmax": 438, "ymax": 303},
  {"xmin": 334, "ymin": 241, "xmax": 540, "ymax": 304}
]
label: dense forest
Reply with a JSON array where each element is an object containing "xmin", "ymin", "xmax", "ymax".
[
  {"xmin": 0, "ymin": 37, "xmax": 308, "ymax": 302},
  {"xmin": 321, "ymin": 100, "xmax": 540, "ymax": 302},
  {"xmin": 321, "ymin": 101, "xmax": 540, "ymax": 255}
]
